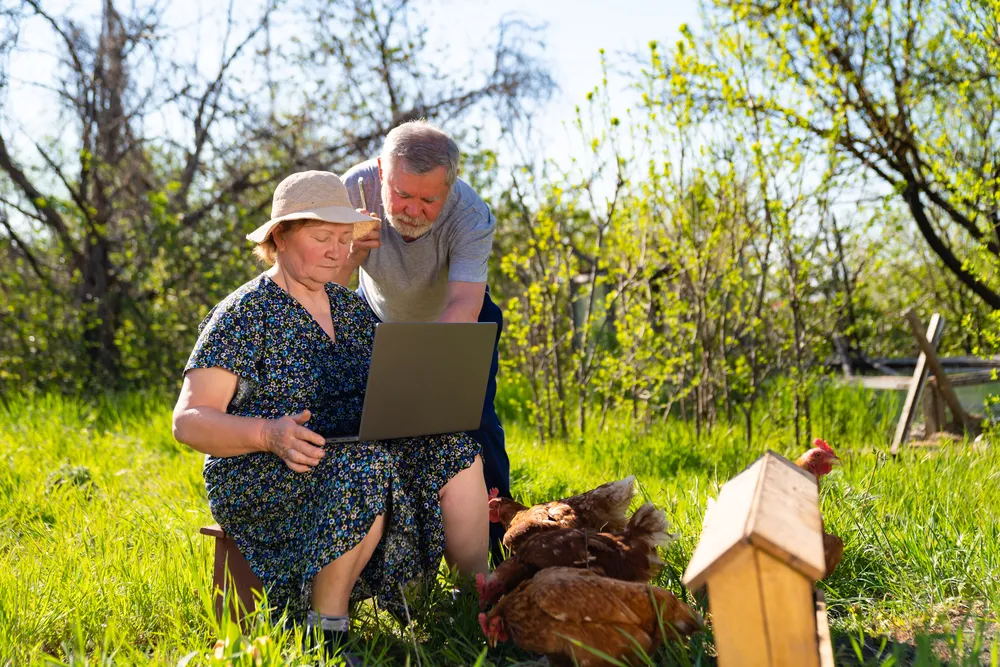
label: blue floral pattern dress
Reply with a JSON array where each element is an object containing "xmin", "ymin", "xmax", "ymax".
[{"xmin": 184, "ymin": 274, "xmax": 480, "ymax": 619}]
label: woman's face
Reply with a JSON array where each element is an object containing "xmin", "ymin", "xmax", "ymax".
[{"xmin": 273, "ymin": 220, "xmax": 354, "ymax": 287}]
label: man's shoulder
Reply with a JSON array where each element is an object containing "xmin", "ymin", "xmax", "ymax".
[
  {"xmin": 341, "ymin": 159, "xmax": 380, "ymax": 184},
  {"xmin": 444, "ymin": 177, "xmax": 492, "ymax": 230}
]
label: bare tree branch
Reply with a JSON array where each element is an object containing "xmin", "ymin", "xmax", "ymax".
[{"xmin": 0, "ymin": 133, "xmax": 81, "ymax": 260}]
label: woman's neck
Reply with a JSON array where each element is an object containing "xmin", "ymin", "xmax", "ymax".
[{"xmin": 267, "ymin": 264, "xmax": 325, "ymax": 305}]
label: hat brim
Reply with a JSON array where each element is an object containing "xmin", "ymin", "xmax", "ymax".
[{"xmin": 246, "ymin": 205, "xmax": 378, "ymax": 243}]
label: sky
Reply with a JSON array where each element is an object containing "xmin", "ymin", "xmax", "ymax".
[
  {"xmin": 426, "ymin": 0, "xmax": 701, "ymax": 156},
  {"xmin": 3, "ymin": 0, "xmax": 703, "ymax": 175}
]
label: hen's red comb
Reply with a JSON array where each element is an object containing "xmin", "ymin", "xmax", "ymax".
[
  {"xmin": 488, "ymin": 487, "xmax": 500, "ymax": 500},
  {"xmin": 813, "ymin": 438, "xmax": 836, "ymax": 455}
]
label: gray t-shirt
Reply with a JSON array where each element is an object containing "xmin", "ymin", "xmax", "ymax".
[{"xmin": 341, "ymin": 159, "xmax": 495, "ymax": 322}]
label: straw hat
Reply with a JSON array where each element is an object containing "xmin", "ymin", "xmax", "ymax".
[{"xmin": 246, "ymin": 170, "xmax": 378, "ymax": 243}]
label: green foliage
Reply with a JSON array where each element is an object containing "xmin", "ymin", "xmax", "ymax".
[
  {"xmin": 0, "ymin": 0, "xmax": 551, "ymax": 395},
  {"xmin": 669, "ymin": 0, "xmax": 1000, "ymax": 341},
  {"xmin": 484, "ymin": 18, "xmax": 1000, "ymax": 446}
]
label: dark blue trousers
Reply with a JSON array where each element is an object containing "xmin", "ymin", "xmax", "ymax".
[
  {"xmin": 359, "ymin": 287, "xmax": 510, "ymax": 563},
  {"xmin": 471, "ymin": 289, "xmax": 510, "ymax": 563}
]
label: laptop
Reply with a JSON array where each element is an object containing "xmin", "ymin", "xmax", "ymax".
[{"xmin": 325, "ymin": 322, "xmax": 498, "ymax": 444}]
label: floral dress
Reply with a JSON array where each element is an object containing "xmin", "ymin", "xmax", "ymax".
[{"xmin": 184, "ymin": 274, "xmax": 480, "ymax": 620}]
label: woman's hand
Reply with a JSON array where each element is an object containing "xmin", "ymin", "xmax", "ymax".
[{"xmin": 261, "ymin": 409, "xmax": 327, "ymax": 473}]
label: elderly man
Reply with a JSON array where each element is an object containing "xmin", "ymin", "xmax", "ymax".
[{"xmin": 337, "ymin": 120, "xmax": 509, "ymax": 561}]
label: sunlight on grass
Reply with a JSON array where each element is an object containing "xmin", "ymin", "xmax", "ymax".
[{"xmin": 0, "ymin": 387, "xmax": 997, "ymax": 665}]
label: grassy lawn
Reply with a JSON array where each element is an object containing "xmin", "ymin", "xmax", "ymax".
[{"xmin": 1, "ymin": 388, "xmax": 998, "ymax": 665}]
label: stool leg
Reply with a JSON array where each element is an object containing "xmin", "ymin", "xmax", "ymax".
[
  {"xmin": 212, "ymin": 536, "xmax": 227, "ymax": 623},
  {"xmin": 213, "ymin": 535, "xmax": 264, "ymax": 624}
]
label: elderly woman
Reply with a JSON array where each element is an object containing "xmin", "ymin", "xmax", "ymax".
[{"xmin": 172, "ymin": 171, "xmax": 487, "ymax": 650}]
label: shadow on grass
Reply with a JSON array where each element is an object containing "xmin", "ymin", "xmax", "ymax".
[
  {"xmin": 828, "ymin": 620, "xmax": 998, "ymax": 666},
  {"xmin": 829, "ymin": 630, "xmax": 919, "ymax": 665}
]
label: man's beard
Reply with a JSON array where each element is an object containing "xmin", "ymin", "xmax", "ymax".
[
  {"xmin": 387, "ymin": 211, "xmax": 435, "ymax": 240},
  {"xmin": 382, "ymin": 180, "xmax": 436, "ymax": 240}
]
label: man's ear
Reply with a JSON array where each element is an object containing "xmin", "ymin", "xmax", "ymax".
[{"xmin": 377, "ymin": 157, "xmax": 383, "ymax": 181}]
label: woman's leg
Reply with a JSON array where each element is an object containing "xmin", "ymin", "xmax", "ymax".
[
  {"xmin": 311, "ymin": 514, "xmax": 385, "ymax": 616},
  {"xmin": 439, "ymin": 455, "xmax": 489, "ymax": 576}
]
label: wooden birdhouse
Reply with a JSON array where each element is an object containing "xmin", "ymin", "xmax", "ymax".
[{"xmin": 682, "ymin": 451, "xmax": 835, "ymax": 667}]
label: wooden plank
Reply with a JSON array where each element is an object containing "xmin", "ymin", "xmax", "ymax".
[
  {"xmin": 815, "ymin": 590, "xmax": 835, "ymax": 667},
  {"xmin": 757, "ymin": 551, "xmax": 820, "ymax": 667},
  {"xmin": 890, "ymin": 313, "xmax": 943, "ymax": 455},
  {"xmin": 871, "ymin": 355, "xmax": 1000, "ymax": 372},
  {"xmin": 708, "ymin": 547, "xmax": 771, "ymax": 667},
  {"xmin": 745, "ymin": 453, "xmax": 826, "ymax": 582},
  {"xmin": 842, "ymin": 375, "xmax": 913, "ymax": 391},
  {"xmin": 904, "ymin": 310, "xmax": 972, "ymax": 434},
  {"xmin": 841, "ymin": 369, "xmax": 999, "ymax": 392},
  {"xmin": 200, "ymin": 524, "xmax": 226, "ymax": 538},
  {"xmin": 929, "ymin": 369, "xmax": 1000, "ymax": 388},
  {"xmin": 683, "ymin": 455, "xmax": 767, "ymax": 590},
  {"xmin": 923, "ymin": 384, "xmax": 943, "ymax": 436}
]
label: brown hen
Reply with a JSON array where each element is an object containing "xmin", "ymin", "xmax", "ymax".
[
  {"xmin": 479, "ymin": 567, "xmax": 702, "ymax": 667},
  {"xmin": 476, "ymin": 503, "xmax": 674, "ymax": 608},
  {"xmin": 794, "ymin": 438, "xmax": 844, "ymax": 579},
  {"xmin": 488, "ymin": 476, "xmax": 636, "ymax": 553}
]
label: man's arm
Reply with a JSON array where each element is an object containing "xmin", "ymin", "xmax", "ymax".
[
  {"xmin": 336, "ymin": 162, "xmax": 381, "ymax": 286},
  {"xmin": 439, "ymin": 280, "xmax": 486, "ymax": 323},
  {"xmin": 333, "ymin": 225, "xmax": 380, "ymax": 286}
]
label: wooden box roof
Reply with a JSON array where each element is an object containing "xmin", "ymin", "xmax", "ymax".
[{"xmin": 682, "ymin": 450, "xmax": 826, "ymax": 590}]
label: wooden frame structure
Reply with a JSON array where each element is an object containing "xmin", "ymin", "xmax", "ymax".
[
  {"xmin": 889, "ymin": 312, "xmax": 945, "ymax": 454},
  {"xmin": 837, "ymin": 310, "xmax": 995, "ymax": 455}
]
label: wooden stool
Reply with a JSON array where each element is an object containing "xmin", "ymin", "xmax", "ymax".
[{"xmin": 200, "ymin": 524, "xmax": 264, "ymax": 622}]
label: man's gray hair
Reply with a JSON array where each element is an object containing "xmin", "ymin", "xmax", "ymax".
[{"xmin": 381, "ymin": 120, "xmax": 460, "ymax": 187}]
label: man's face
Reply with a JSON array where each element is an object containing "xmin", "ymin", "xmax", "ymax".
[{"xmin": 379, "ymin": 158, "xmax": 450, "ymax": 241}]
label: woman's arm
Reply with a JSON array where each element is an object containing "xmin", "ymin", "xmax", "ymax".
[{"xmin": 172, "ymin": 367, "xmax": 327, "ymax": 472}]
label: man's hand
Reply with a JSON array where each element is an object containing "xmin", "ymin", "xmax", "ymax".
[
  {"xmin": 334, "ymin": 210, "xmax": 380, "ymax": 285},
  {"xmin": 261, "ymin": 409, "xmax": 327, "ymax": 473},
  {"xmin": 350, "ymin": 218, "xmax": 381, "ymax": 265}
]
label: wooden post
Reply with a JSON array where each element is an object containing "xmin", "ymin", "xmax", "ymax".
[
  {"xmin": 903, "ymin": 310, "xmax": 973, "ymax": 434},
  {"xmin": 922, "ymin": 383, "xmax": 944, "ymax": 436},
  {"xmin": 890, "ymin": 313, "xmax": 943, "ymax": 456},
  {"xmin": 815, "ymin": 591, "xmax": 835, "ymax": 667}
]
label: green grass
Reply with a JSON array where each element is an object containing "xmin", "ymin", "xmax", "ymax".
[{"xmin": 1, "ymin": 386, "xmax": 998, "ymax": 665}]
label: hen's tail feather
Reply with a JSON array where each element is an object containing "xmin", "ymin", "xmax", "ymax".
[
  {"xmin": 605, "ymin": 475, "xmax": 637, "ymax": 504},
  {"xmin": 582, "ymin": 475, "xmax": 637, "ymax": 529},
  {"xmin": 623, "ymin": 503, "xmax": 676, "ymax": 550}
]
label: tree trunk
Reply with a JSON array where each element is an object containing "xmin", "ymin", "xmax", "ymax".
[
  {"xmin": 77, "ymin": 233, "xmax": 120, "ymax": 383},
  {"xmin": 903, "ymin": 186, "xmax": 1000, "ymax": 309}
]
